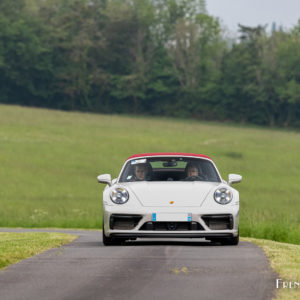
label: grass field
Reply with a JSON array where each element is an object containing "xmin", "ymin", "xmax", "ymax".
[
  {"xmin": 0, "ymin": 232, "xmax": 77, "ymax": 270},
  {"xmin": 0, "ymin": 104, "xmax": 299, "ymax": 244}
]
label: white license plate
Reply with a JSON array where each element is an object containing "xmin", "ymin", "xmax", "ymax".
[{"xmin": 152, "ymin": 213, "xmax": 192, "ymax": 222}]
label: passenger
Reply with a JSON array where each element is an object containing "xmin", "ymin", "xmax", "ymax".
[{"xmin": 132, "ymin": 163, "xmax": 152, "ymax": 181}]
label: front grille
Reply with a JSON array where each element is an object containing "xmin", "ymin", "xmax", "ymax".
[
  {"xmin": 140, "ymin": 221, "xmax": 204, "ymax": 231},
  {"xmin": 201, "ymin": 214, "xmax": 233, "ymax": 230},
  {"xmin": 110, "ymin": 214, "xmax": 142, "ymax": 230}
]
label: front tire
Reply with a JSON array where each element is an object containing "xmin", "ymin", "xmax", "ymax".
[
  {"xmin": 220, "ymin": 234, "xmax": 239, "ymax": 245},
  {"xmin": 210, "ymin": 232, "xmax": 239, "ymax": 246},
  {"xmin": 102, "ymin": 224, "xmax": 125, "ymax": 246}
]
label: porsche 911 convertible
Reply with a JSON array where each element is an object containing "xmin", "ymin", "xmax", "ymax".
[{"xmin": 97, "ymin": 153, "xmax": 242, "ymax": 245}]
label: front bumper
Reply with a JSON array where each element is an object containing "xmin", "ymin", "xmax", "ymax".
[{"xmin": 103, "ymin": 206, "xmax": 239, "ymax": 239}]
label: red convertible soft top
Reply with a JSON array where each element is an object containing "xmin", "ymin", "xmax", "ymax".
[{"xmin": 126, "ymin": 152, "xmax": 213, "ymax": 161}]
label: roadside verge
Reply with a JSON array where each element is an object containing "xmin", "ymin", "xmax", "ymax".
[
  {"xmin": 0, "ymin": 232, "xmax": 77, "ymax": 270},
  {"xmin": 241, "ymin": 237, "xmax": 300, "ymax": 300}
]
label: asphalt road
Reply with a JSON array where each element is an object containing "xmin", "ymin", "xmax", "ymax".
[{"xmin": 0, "ymin": 229, "xmax": 277, "ymax": 300}]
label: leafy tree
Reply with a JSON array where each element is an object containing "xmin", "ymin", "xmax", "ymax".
[
  {"xmin": 0, "ymin": 0, "xmax": 299, "ymax": 127},
  {"xmin": 0, "ymin": 0, "xmax": 54, "ymax": 106}
]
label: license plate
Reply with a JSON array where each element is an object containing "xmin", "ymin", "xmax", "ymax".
[{"xmin": 152, "ymin": 213, "xmax": 192, "ymax": 222}]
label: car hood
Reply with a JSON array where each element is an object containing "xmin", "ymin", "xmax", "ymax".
[{"xmin": 123, "ymin": 181, "xmax": 220, "ymax": 207}]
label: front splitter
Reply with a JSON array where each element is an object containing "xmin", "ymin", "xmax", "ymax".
[{"xmin": 110, "ymin": 232, "xmax": 234, "ymax": 238}]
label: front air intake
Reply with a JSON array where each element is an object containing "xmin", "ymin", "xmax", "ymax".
[
  {"xmin": 140, "ymin": 221, "xmax": 204, "ymax": 231},
  {"xmin": 201, "ymin": 214, "xmax": 233, "ymax": 230},
  {"xmin": 110, "ymin": 214, "xmax": 142, "ymax": 230}
]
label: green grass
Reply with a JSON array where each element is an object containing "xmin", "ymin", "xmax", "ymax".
[
  {"xmin": 0, "ymin": 232, "xmax": 77, "ymax": 270},
  {"xmin": 242, "ymin": 238, "xmax": 300, "ymax": 300},
  {"xmin": 0, "ymin": 104, "xmax": 299, "ymax": 244}
]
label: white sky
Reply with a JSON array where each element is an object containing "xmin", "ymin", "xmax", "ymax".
[{"xmin": 206, "ymin": 0, "xmax": 300, "ymax": 33}]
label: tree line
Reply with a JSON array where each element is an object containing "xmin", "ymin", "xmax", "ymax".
[{"xmin": 0, "ymin": 0, "xmax": 299, "ymax": 127}]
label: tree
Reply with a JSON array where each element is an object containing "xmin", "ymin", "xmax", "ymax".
[
  {"xmin": 103, "ymin": 0, "xmax": 157, "ymax": 113},
  {"xmin": 0, "ymin": 0, "xmax": 54, "ymax": 106}
]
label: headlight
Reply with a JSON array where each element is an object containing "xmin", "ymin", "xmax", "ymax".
[
  {"xmin": 110, "ymin": 187, "xmax": 129, "ymax": 204},
  {"xmin": 214, "ymin": 188, "xmax": 233, "ymax": 205}
]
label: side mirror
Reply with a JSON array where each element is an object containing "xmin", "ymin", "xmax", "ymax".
[
  {"xmin": 97, "ymin": 174, "xmax": 112, "ymax": 186},
  {"xmin": 228, "ymin": 174, "xmax": 242, "ymax": 185}
]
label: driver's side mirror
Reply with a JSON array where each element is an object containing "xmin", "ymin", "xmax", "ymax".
[
  {"xmin": 228, "ymin": 174, "xmax": 242, "ymax": 185},
  {"xmin": 97, "ymin": 174, "xmax": 112, "ymax": 186}
]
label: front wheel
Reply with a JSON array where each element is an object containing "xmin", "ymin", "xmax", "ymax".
[
  {"xmin": 220, "ymin": 234, "xmax": 239, "ymax": 245},
  {"xmin": 210, "ymin": 232, "xmax": 239, "ymax": 246},
  {"xmin": 102, "ymin": 224, "xmax": 125, "ymax": 246}
]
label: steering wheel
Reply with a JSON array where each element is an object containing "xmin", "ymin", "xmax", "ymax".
[{"xmin": 182, "ymin": 175, "xmax": 205, "ymax": 181}]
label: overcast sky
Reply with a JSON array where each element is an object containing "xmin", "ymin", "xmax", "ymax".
[{"xmin": 206, "ymin": 0, "xmax": 300, "ymax": 33}]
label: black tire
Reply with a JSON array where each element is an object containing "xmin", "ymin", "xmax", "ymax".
[
  {"xmin": 211, "ymin": 232, "xmax": 239, "ymax": 246},
  {"xmin": 102, "ymin": 224, "xmax": 125, "ymax": 246},
  {"xmin": 220, "ymin": 235, "xmax": 239, "ymax": 245}
]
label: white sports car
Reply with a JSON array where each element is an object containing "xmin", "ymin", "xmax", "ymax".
[{"xmin": 97, "ymin": 153, "xmax": 242, "ymax": 245}]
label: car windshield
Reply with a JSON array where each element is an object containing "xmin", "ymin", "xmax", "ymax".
[{"xmin": 119, "ymin": 157, "xmax": 221, "ymax": 182}]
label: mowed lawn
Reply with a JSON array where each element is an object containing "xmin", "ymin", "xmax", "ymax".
[{"xmin": 0, "ymin": 104, "xmax": 299, "ymax": 244}]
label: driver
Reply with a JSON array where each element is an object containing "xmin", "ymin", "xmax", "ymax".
[
  {"xmin": 183, "ymin": 162, "xmax": 205, "ymax": 181},
  {"xmin": 186, "ymin": 163, "xmax": 199, "ymax": 177}
]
